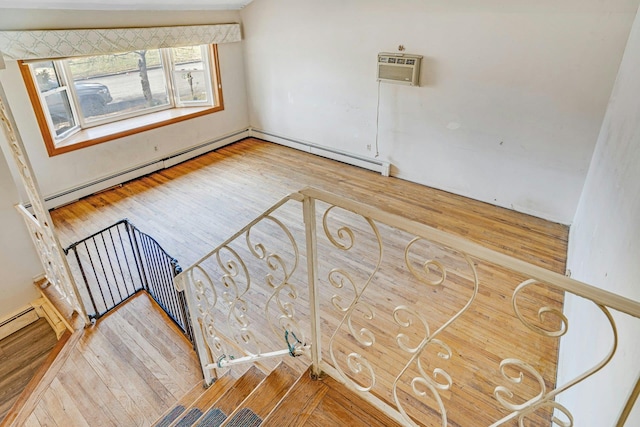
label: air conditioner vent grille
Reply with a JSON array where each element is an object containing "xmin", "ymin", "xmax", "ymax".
[{"xmin": 377, "ymin": 52, "xmax": 422, "ymax": 86}]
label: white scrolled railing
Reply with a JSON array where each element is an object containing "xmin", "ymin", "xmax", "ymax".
[
  {"xmin": 16, "ymin": 205, "xmax": 88, "ymax": 320},
  {"xmin": 175, "ymin": 193, "xmax": 310, "ymax": 385},
  {"xmin": 1, "ymin": 83, "xmax": 88, "ymax": 324},
  {"xmin": 176, "ymin": 187, "xmax": 640, "ymax": 426}
]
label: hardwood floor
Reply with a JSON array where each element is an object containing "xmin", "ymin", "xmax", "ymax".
[
  {"xmin": 262, "ymin": 368, "xmax": 401, "ymax": 427},
  {"xmin": 0, "ymin": 319, "xmax": 57, "ymax": 422},
  {"xmin": 50, "ymin": 138, "xmax": 567, "ymax": 273},
  {"xmin": 48, "ymin": 138, "xmax": 569, "ymax": 426},
  {"xmin": 20, "ymin": 293, "xmax": 202, "ymax": 427}
]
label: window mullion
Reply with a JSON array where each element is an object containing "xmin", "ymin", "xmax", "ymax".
[
  {"xmin": 162, "ymin": 48, "xmax": 178, "ymax": 108},
  {"xmin": 58, "ymin": 60, "xmax": 85, "ymax": 128},
  {"xmin": 202, "ymin": 45, "xmax": 215, "ymax": 105}
]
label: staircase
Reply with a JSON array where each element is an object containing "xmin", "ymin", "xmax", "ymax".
[
  {"xmin": 12, "ymin": 187, "xmax": 638, "ymax": 426},
  {"xmin": 152, "ymin": 363, "xmax": 400, "ymax": 427}
]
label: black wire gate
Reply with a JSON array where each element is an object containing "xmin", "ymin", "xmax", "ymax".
[{"xmin": 64, "ymin": 219, "xmax": 194, "ymax": 344}]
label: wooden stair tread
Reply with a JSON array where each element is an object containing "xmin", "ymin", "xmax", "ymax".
[
  {"xmin": 220, "ymin": 362, "xmax": 298, "ymax": 426},
  {"xmin": 261, "ymin": 368, "xmax": 327, "ymax": 427},
  {"xmin": 315, "ymin": 375, "xmax": 402, "ymax": 427},
  {"xmin": 152, "ymin": 382, "xmax": 206, "ymax": 427},
  {"xmin": 262, "ymin": 368, "xmax": 401, "ymax": 427},
  {"xmin": 192, "ymin": 365, "xmax": 265, "ymax": 426},
  {"xmin": 165, "ymin": 373, "xmax": 235, "ymax": 427}
]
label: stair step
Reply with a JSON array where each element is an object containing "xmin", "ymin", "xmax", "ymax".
[
  {"xmin": 219, "ymin": 362, "xmax": 298, "ymax": 427},
  {"xmin": 152, "ymin": 382, "xmax": 206, "ymax": 427},
  {"xmin": 164, "ymin": 373, "xmax": 236, "ymax": 427},
  {"xmin": 262, "ymin": 367, "xmax": 401, "ymax": 427},
  {"xmin": 261, "ymin": 367, "xmax": 325, "ymax": 426},
  {"xmin": 192, "ymin": 365, "xmax": 266, "ymax": 427}
]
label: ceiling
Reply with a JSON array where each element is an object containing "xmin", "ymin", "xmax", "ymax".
[{"xmin": 0, "ymin": 0, "xmax": 254, "ymax": 10}]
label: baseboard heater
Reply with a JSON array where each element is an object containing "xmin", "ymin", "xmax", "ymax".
[
  {"xmin": 250, "ymin": 128, "xmax": 391, "ymax": 177},
  {"xmin": 26, "ymin": 129, "xmax": 249, "ymax": 210},
  {"xmin": 0, "ymin": 307, "xmax": 35, "ymax": 328},
  {"xmin": 25, "ymin": 127, "xmax": 389, "ymax": 210},
  {"xmin": 0, "ymin": 306, "xmax": 38, "ymax": 340}
]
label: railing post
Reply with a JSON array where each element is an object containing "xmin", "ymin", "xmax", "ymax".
[
  {"xmin": 127, "ymin": 221, "xmax": 150, "ymax": 292},
  {"xmin": 69, "ymin": 246, "xmax": 98, "ymax": 318},
  {"xmin": 175, "ymin": 273, "xmax": 216, "ymax": 386},
  {"xmin": 303, "ymin": 194, "xmax": 322, "ymax": 379},
  {"xmin": 172, "ymin": 258, "xmax": 194, "ymax": 344}
]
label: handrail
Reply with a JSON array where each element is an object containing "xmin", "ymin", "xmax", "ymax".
[
  {"xmin": 299, "ymin": 187, "xmax": 640, "ymax": 318},
  {"xmin": 64, "ymin": 219, "xmax": 132, "ymax": 251},
  {"xmin": 175, "ymin": 192, "xmax": 306, "ymax": 385},
  {"xmin": 177, "ymin": 187, "xmax": 640, "ymax": 426},
  {"xmin": 176, "ymin": 192, "xmax": 303, "ymax": 282}
]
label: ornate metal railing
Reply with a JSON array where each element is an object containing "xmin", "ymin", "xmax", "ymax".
[
  {"xmin": 16, "ymin": 205, "xmax": 88, "ymax": 322},
  {"xmin": 5, "ymin": 79, "xmax": 88, "ymax": 323},
  {"xmin": 176, "ymin": 187, "xmax": 640, "ymax": 426},
  {"xmin": 175, "ymin": 194, "xmax": 309, "ymax": 385},
  {"xmin": 64, "ymin": 219, "xmax": 193, "ymax": 343}
]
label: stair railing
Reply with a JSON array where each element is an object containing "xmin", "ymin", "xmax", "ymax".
[
  {"xmin": 16, "ymin": 205, "xmax": 89, "ymax": 323},
  {"xmin": 64, "ymin": 219, "xmax": 193, "ymax": 343},
  {"xmin": 176, "ymin": 187, "xmax": 640, "ymax": 426},
  {"xmin": 175, "ymin": 193, "xmax": 309, "ymax": 385},
  {"xmin": 3, "ymin": 84, "xmax": 89, "ymax": 326}
]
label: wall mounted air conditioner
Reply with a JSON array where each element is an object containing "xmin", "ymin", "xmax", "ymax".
[{"xmin": 377, "ymin": 53, "xmax": 422, "ymax": 86}]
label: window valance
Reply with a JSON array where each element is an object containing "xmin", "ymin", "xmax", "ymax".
[{"xmin": 0, "ymin": 23, "xmax": 241, "ymax": 61}]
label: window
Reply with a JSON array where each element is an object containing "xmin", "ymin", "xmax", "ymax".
[{"xmin": 20, "ymin": 44, "xmax": 223, "ymax": 156}]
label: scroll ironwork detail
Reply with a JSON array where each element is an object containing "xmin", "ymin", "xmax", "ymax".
[
  {"xmin": 391, "ymin": 237, "xmax": 479, "ymax": 427},
  {"xmin": 179, "ymin": 208, "xmax": 303, "ymax": 370},
  {"xmin": 324, "ymin": 205, "xmax": 383, "ymax": 393},
  {"xmin": 491, "ymin": 280, "xmax": 618, "ymax": 426},
  {"xmin": 1, "ymin": 88, "xmax": 86, "ymax": 320}
]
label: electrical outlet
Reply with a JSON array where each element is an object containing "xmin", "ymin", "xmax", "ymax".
[
  {"xmin": 154, "ymin": 145, "xmax": 159, "ymax": 152},
  {"xmin": 366, "ymin": 144, "xmax": 372, "ymax": 151}
]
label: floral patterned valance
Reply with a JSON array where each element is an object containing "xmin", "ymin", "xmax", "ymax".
[{"xmin": 0, "ymin": 23, "xmax": 241, "ymax": 61}]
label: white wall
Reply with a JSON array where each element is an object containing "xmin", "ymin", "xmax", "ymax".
[
  {"xmin": 0, "ymin": 9, "xmax": 250, "ymax": 204},
  {"xmin": 559, "ymin": 7, "xmax": 640, "ymax": 426},
  {"xmin": 0, "ymin": 151, "xmax": 41, "ymax": 320},
  {"xmin": 241, "ymin": 0, "xmax": 639, "ymax": 223}
]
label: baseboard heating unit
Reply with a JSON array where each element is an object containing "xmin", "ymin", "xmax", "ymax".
[{"xmin": 250, "ymin": 128, "xmax": 391, "ymax": 177}]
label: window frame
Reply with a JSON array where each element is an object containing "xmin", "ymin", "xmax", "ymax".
[
  {"xmin": 19, "ymin": 44, "xmax": 224, "ymax": 157},
  {"xmin": 60, "ymin": 50, "xmax": 174, "ymax": 129},
  {"xmin": 41, "ymin": 83, "xmax": 80, "ymax": 140}
]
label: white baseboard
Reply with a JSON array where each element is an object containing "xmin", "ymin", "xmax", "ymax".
[
  {"xmin": 31, "ymin": 127, "xmax": 389, "ymax": 210},
  {"xmin": 0, "ymin": 296, "xmax": 69, "ymax": 340},
  {"xmin": 38, "ymin": 128, "xmax": 250, "ymax": 210},
  {"xmin": 163, "ymin": 128, "xmax": 250, "ymax": 169},
  {"xmin": 249, "ymin": 128, "xmax": 391, "ymax": 177},
  {"xmin": 0, "ymin": 306, "xmax": 39, "ymax": 340}
]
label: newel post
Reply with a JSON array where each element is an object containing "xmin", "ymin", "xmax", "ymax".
[{"xmin": 303, "ymin": 194, "xmax": 322, "ymax": 379}]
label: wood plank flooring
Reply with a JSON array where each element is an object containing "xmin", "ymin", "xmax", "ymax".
[
  {"xmin": 49, "ymin": 138, "xmax": 567, "ymax": 273},
  {"xmin": 262, "ymin": 368, "xmax": 401, "ymax": 427},
  {"xmin": 20, "ymin": 293, "xmax": 202, "ymax": 427},
  {"xmin": 47, "ymin": 138, "xmax": 570, "ymax": 426},
  {"xmin": 0, "ymin": 319, "xmax": 57, "ymax": 422}
]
